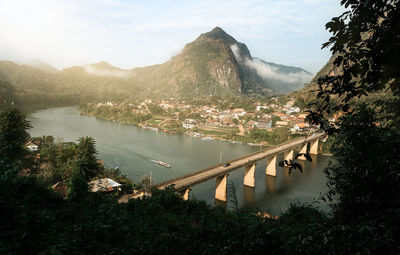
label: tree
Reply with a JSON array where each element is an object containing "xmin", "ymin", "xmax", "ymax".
[
  {"xmin": 76, "ymin": 137, "xmax": 99, "ymax": 180},
  {"xmin": 274, "ymin": 127, "xmax": 289, "ymax": 144},
  {"xmin": 67, "ymin": 159, "xmax": 88, "ymax": 200},
  {"xmin": 262, "ymin": 108, "xmax": 274, "ymax": 114},
  {"xmin": 140, "ymin": 174, "xmax": 151, "ymax": 188},
  {"xmin": 312, "ymin": 0, "xmax": 400, "ymax": 128},
  {"xmin": 324, "ymin": 106, "xmax": 400, "ymax": 223},
  {"xmin": 294, "ymin": 97, "xmax": 306, "ymax": 111},
  {"xmin": 0, "ymin": 107, "xmax": 31, "ymax": 177},
  {"xmin": 271, "ymin": 116, "xmax": 281, "ymax": 127},
  {"xmin": 0, "ymin": 80, "xmax": 16, "ymax": 109}
]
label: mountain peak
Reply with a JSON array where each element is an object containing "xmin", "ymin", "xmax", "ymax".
[
  {"xmin": 209, "ymin": 26, "xmax": 226, "ymax": 35},
  {"xmin": 201, "ymin": 26, "xmax": 237, "ymax": 45},
  {"xmin": 25, "ymin": 59, "xmax": 59, "ymax": 73},
  {"xmin": 83, "ymin": 61, "xmax": 129, "ymax": 77},
  {"xmin": 86, "ymin": 61, "xmax": 121, "ymax": 71}
]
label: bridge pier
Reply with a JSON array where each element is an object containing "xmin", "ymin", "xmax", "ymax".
[
  {"xmin": 215, "ymin": 174, "xmax": 229, "ymax": 202},
  {"xmin": 310, "ymin": 140, "xmax": 319, "ymax": 155},
  {"xmin": 266, "ymin": 155, "xmax": 277, "ymax": 176},
  {"xmin": 297, "ymin": 143, "xmax": 308, "ymax": 160},
  {"xmin": 244, "ymin": 163, "xmax": 256, "ymax": 187},
  {"xmin": 284, "ymin": 149, "xmax": 294, "ymax": 166}
]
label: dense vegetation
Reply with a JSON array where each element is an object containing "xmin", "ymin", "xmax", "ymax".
[{"xmin": 0, "ymin": 61, "xmax": 137, "ymax": 112}]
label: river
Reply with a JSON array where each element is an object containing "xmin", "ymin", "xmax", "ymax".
[{"xmin": 28, "ymin": 106, "xmax": 332, "ymax": 215}]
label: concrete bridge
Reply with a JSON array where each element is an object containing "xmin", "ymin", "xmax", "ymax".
[{"xmin": 119, "ymin": 133, "xmax": 325, "ymax": 203}]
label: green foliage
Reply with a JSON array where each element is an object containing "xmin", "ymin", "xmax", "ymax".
[
  {"xmin": 230, "ymin": 97, "xmax": 256, "ymax": 111},
  {"xmin": 147, "ymin": 103, "xmax": 165, "ymax": 115},
  {"xmin": 187, "ymin": 112, "xmax": 202, "ymax": 120},
  {"xmin": 0, "ymin": 61, "xmax": 137, "ymax": 112},
  {"xmin": 271, "ymin": 115, "xmax": 281, "ymax": 127},
  {"xmin": 0, "ymin": 107, "xmax": 31, "ymax": 178},
  {"xmin": 324, "ymin": 106, "xmax": 400, "ymax": 222},
  {"xmin": 259, "ymin": 107, "xmax": 273, "ymax": 114},
  {"xmin": 314, "ymin": 0, "xmax": 400, "ymax": 127},
  {"xmin": 248, "ymin": 127, "xmax": 289, "ymax": 144},
  {"xmin": 80, "ymin": 104, "xmax": 152, "ymax": 125},
  {"xmin": 293, "ymin": 97, "xmax": 306, "ymax": 111},
  {"xmin": 0, "ymin": 80, "xmax": 16, "ymax": 110},
  {"xmin": 77, "ymin": 137, "xmax": 100, "ymax": 180},
  {"xmin": 67, "ymin": 159, "xmax": 88, "ymax": 201}
]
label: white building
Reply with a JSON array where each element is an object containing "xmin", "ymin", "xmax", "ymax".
[
  {"xmin": 287, "ymin": 107, "xmax": 300, "ymax": 114},
  {"xmin": 26, "ymin": 141, "xmax": 39, "ymax": 151},
  {"xmin": 256, "ymin": 105, "xmax": 269, "ymax": 112},
  {"xmin": 88, "ymin": 178, "xmax": 122, "ymax": 192},
  {"xmin": 182, "ymin": 119, "xmax": 197, "ymax": 129}
]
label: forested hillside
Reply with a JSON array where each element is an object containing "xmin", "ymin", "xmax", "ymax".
[{"xmin": 0, "ymin": 27, "xmax": 314, "ymax": 111}]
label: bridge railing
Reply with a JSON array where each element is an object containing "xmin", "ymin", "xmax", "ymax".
[{"xmin": 153, "ymin": 133, "xmax": 324, "ymax": 189}]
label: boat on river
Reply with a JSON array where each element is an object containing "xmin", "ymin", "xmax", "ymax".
[{"xmin": 150, "ymin": 159, "xmax": 171, "ymax": 168}]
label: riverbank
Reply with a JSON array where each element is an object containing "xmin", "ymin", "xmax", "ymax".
[
  {"xmin": 79, "ymin": 109, "xmax": 306, "ymax": 148},
  {"xmin": 29, "ymin": 106, "xmax": 331, "ymax": 214}
]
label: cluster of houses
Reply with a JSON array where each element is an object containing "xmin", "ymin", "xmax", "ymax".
[
  {"xmin": 88, "ymin": 97, "xmax": 337, "ymax": 135},
  {"xmin": 179, "ymin": 99, "xmax": 322, "ymax": 134}
]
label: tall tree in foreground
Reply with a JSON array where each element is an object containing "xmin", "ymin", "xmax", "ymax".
[
  {"xmin": 311, "ymin": 1, "xmax": 400, "ymax": 251},
  {"xmin": 67, "ymin": 159, "xmax": 89, "ymax": 200},
  {"xmin": 76, "ymin": 136, "xmax": 99, "ymax": 180},
  {"xmin": 0, "ymin": 107, "xmax": 31, "ymax": 178},
  {"xmin": 324, "ymin": 106, "xmax": 400, "ymax": 220},
  {"xmin": 309, "ymin": 0, "xmax": 400, "ymax": 129}
]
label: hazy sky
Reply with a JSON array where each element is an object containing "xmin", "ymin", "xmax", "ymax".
[{"xmin": 0, "ymin": 0, "xmax": 344, "ymax": 73}]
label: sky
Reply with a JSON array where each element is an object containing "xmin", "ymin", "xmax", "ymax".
[{"xmin": 0, "ymin": 0, "xmax": 344, "ymax": 73}]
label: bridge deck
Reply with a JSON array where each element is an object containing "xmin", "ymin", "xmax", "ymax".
[{"xmin": 154, "ymin": 133, "xmax": 324, "ymax": 191}]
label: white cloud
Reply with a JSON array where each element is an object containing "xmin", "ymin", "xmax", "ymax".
[
  {"xmin": 230, "ymin": 44, "xmax": 242, "ymax": 62},
  {"xmin": 0, "ymin": 0, "xmax": 344, "ymax": 71},
  {"xmin": 230, "ymin": 43, "xmax": 313, "ymax": 84},
  {"xmin": 246, "ymin": 58, "xmax": 313, "ymax": 84}
]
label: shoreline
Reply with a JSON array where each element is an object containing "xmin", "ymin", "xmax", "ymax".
[
  {"xmin": 78, "ymin": 110, "xmax": 316, "ymax": 151},
  {"xmin": 79, "ymin": 110, "xmax": 271, "ymax": 147}
]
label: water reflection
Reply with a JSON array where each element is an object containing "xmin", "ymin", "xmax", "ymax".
[
  {"xmin": 242, "ymin": 186, "xmax": 255, "ymax": 206},
  {"xmin": 265, "ymin": 175, "xmax": 276, "ymax": 193}
]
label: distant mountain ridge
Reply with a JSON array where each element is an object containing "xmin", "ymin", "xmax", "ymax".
[
  {"xmin": 83, "ymin": 61, "xmax": 130, "ymax": 77},
  {"xmin": 251, "ymin": 58, "xmax": 313, "ymax": 93},
  {"xmin": 25, "ymin": 59, "xmax": 60, "ymax": 73},
  {"xmin": 0, "ymin": 27, "xmax": 314, "ymax": 110}
]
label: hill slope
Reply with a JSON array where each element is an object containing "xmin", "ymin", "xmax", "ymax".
[
  {"xmin": 130, "ymin": 27, "xmax": 275, "ymax": 97},
  {"xmin": 0, "ymin": 27, "xmax": 315, "ymax": 110}
]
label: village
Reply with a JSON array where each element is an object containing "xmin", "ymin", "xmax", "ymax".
[{"xmin": 80, "ymin": 97, "xmax": 337, "ymax": 146}]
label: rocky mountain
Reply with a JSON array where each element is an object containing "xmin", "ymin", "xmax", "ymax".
[
  {"xmin": 129, "ymin": 27, "xmax": 275, "ymax": 97},
  {"xmin": 0, "ymin": 27, "xmax": 315, "ymax": 110},
  {"xmin": 127, "ymin": 27, "xmax": 313, "ymax": 96}
]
